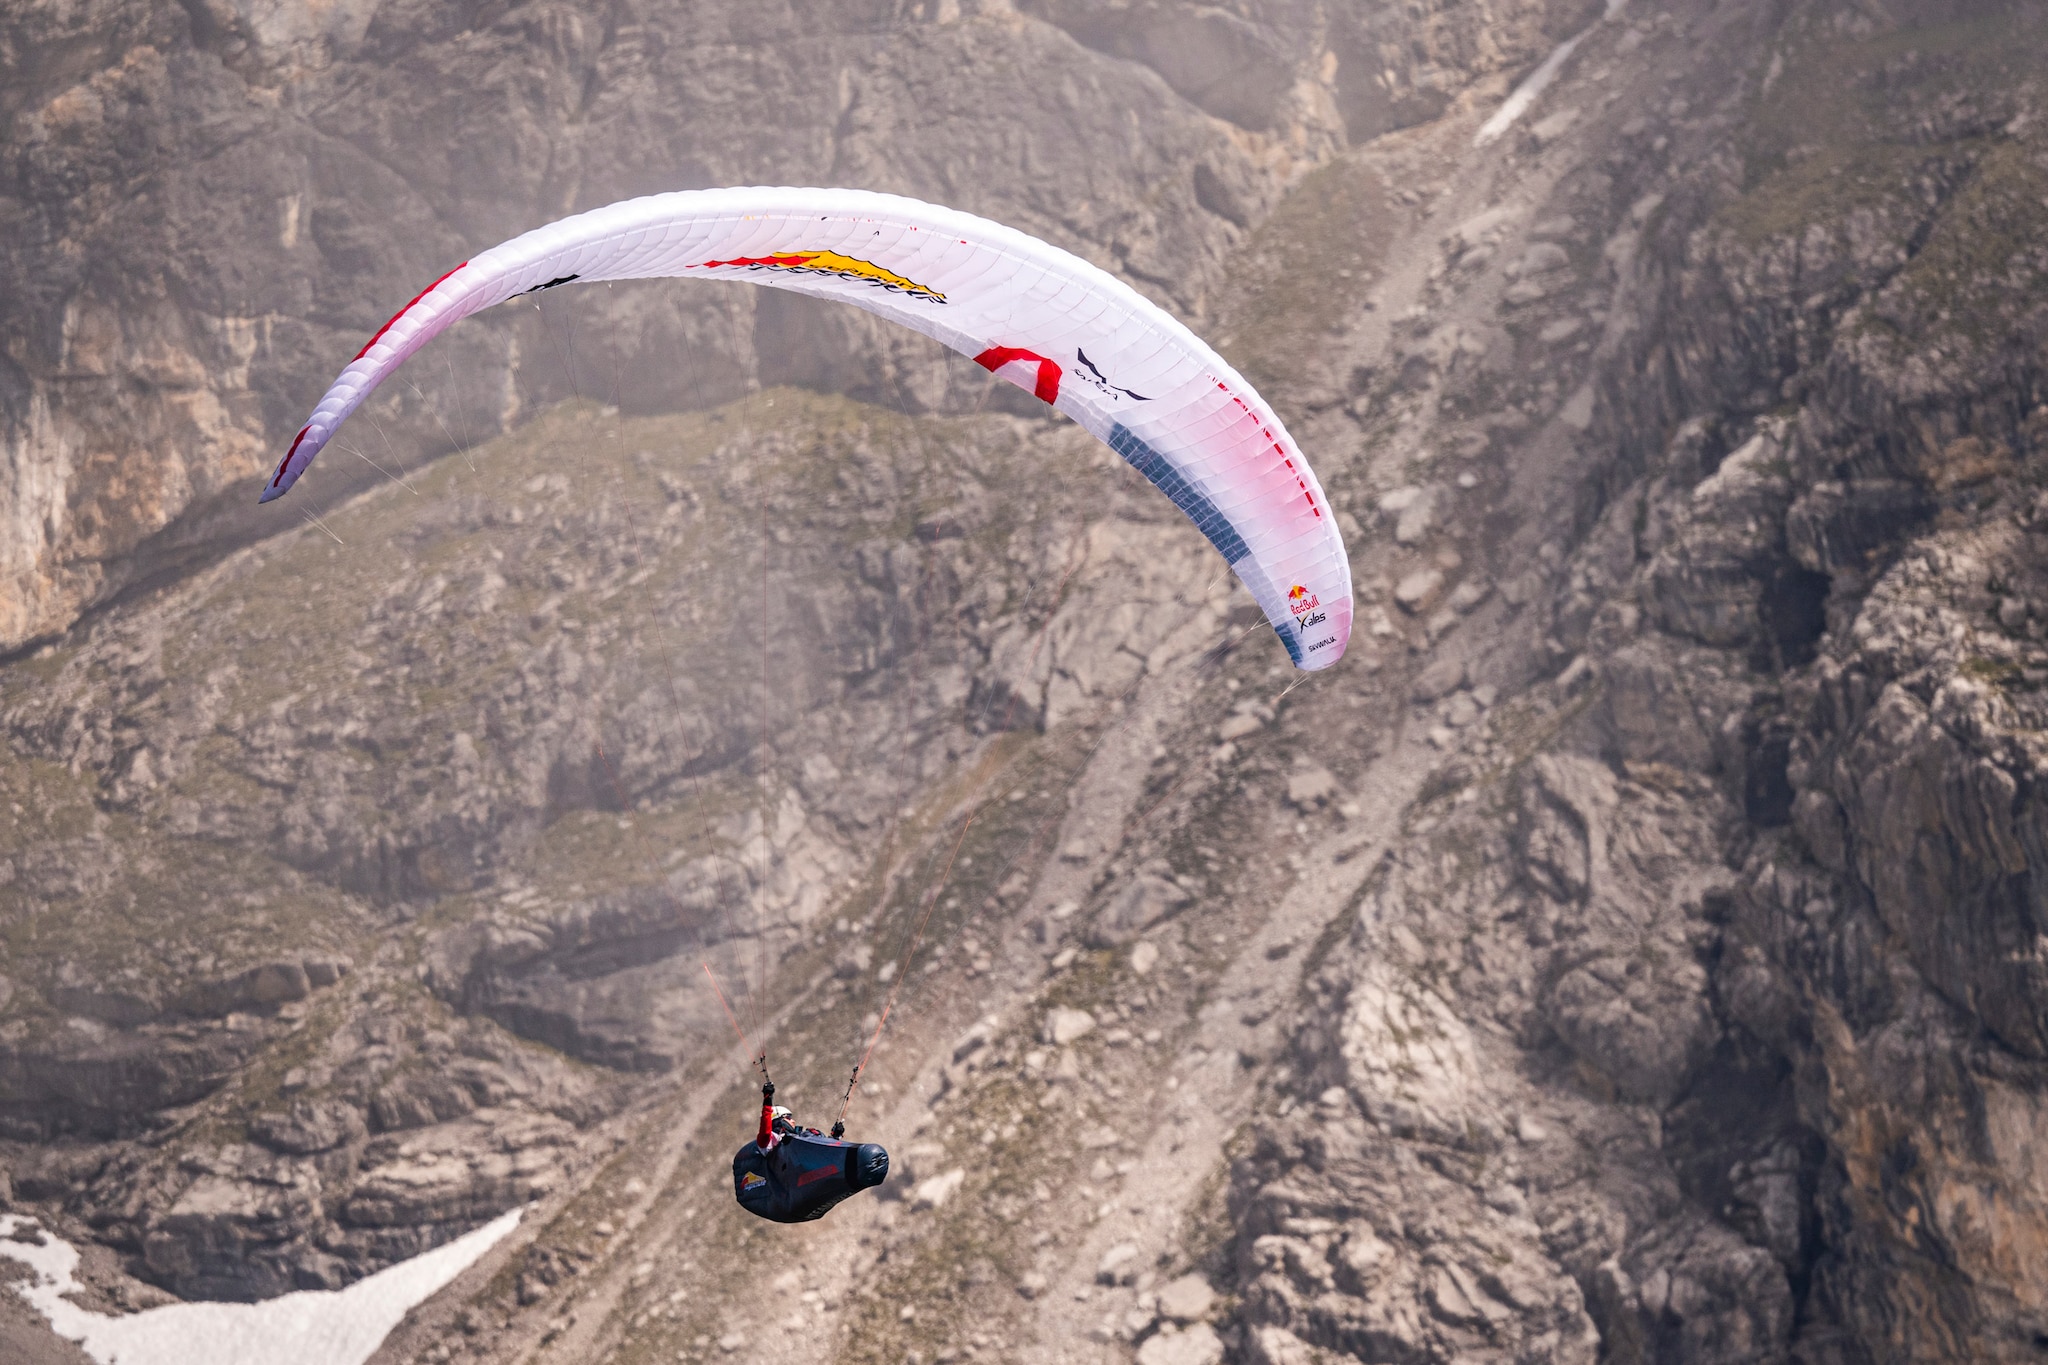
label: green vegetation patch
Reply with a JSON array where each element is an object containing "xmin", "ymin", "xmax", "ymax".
[
  {"xmin": 1210, "ymin": 154, "xmax": 1390, "ymax": 397},
  {"xmin": 1719, "ymin": 12, "xmax": 2048, "ymax": 250},
  {"xmin": 1888, "ymin": 141, "xmax": 2048, "ymax": 343},
  {"xmin": 1959, "ymin": 654, "xmax": 2030, "ymax": 690},
  {"xmin": 0, "ymin": 755, "xmax": 373, "ymax": 1021}
]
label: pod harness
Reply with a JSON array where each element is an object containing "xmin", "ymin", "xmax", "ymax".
[{"xmin": 733, "ymin": 1079, "xmax": 889, "ymax": 1224}]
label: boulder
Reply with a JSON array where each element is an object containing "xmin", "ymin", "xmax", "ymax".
[
  {"xmin": 1394, "ymin": 569, "xmax": 1446, "ymax": 613},
  {"xmin": 910, "ymin": 1169, "xmax": 966, "ymax": 1211},
  {"xmin": 1097, "ymin": 1242, "xmax": 1140, "ymax": 1284},
  {"xmin": 1284, "ymin": 764, "xmax": 1338, "ymax": 810},
  {"xmin": 1517, "ymin": 242, "xmax": 1571, "ymax": 274},
  {"xmin": 1043, "ymin": 1008, "xmax": 1098, "ymax": 1046},
  {"xmin": 1156, "ymin": 1273, "xmax": 1217, "ymax": 1322},
  {"xmin": 1410, "ymin": 657, "xmax": 1468, "ymax": 703},
  {"xmin": 249, "ymin": 1099, "xmax": 367, "ymax": 1156},
  {"xmin": 369, "ymin": 1073, "xmax": 479, "ymax": 1133},
  {"xmin": 1137, "ymin": 1324, "xmax": 1224, "ymax": 1365},
  {"xmin": 177, "ymin": 963, "xmax": 311, "ymax": 1018},
  {"xmin": 1088, "ymin": 875, "xmax": 1192, "ymax": 947}
]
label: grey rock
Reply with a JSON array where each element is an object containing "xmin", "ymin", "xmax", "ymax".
[
  {"xmin": 1244, "ymin": 1325, "xmax": 1318, "ymax": 1365},
  {"xmin": 1548, "ymin": 958, "xmax": 1715, "ymax": 1106},
  {"xmin": 1135, "ymin": 1324, "xmax": 1223, "ymax": 1365},
  {"xmin": 1043, "ymin": 1008, "xmax": 1097, "ymax": 1047},
  {"xmin": 0, "ymin": 1027, "xmax": 260, "ymax": 1140},
  {"xmin": 178, "ymin": 963, "xmax": 311, "ymax": 1018},
  {"xmin": 1097, "ymin": 1242, "xmax": 1140, "ymax": 1285},
  {"xmin": 249, "ymin": 1100, "xmax": 367, "ymax": 1157},
  {"xmin": 1639, "ymin": 431, "xmax": 1795, "ymax": 650},
  {"xmin": 1218, "ymin": 701, "xmax": 1274, "ymax": 741},
  {"xmin": 1596, "ymin": 645, "xmax": 1716, "ymax": 769},
  {"xmin": 1409, "ymin": 657, "xmax": 1468, "ymax": 703},
  {"xmin": 1088, "ymin": 874, "xmax": 1191, "ymax": 948},
  {"xmin": 1284, "ymin": 764, "xmax": 1338, "ymax": 810},
  {"xmin": 341, "ymin": 1112, "xmax": 572, "ymax": 1231},
  {"xmin": 141, "ymin": 1151, "xmax": 326, "ymax": 1301},
  {"xmin": 1785, "ymin": 480, "xmax": 1930, "ymax": 577},
  {"xmin": 1394, "ymin": 569, "xmax": 1446, "ymax": 613},
  {"xmin": 302, "ymin": 959, "xmax": 350, "ymax": 988},
  {"xmin": 1516, "ymin": 242, "xmax": 1572, "ymax": 276},
  {"xmin": 1393, "ymin": 488, "xmax": 1439, "ymax": 546},
  {"xmin": 1789, "ymin": 789, "xmax": 1848, "ymax": 875},
  {"xmin": 369, "ymin": 1073, "xmax": 478, "ymax": 1134},
  {"xmin": 1446, "ymin": 579, "xmax": 1492, "ymax": 614},
  {"xmin": 1155, "ymin": 1272, "xmax": 1217, "ymax": 1322}
]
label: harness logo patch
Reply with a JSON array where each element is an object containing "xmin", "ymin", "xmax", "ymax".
[{"xmin": 740, "ymin": 1172, "xmax": 766, "ymax": 1191}]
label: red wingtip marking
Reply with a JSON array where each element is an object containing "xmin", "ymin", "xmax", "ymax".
[
  {"xmin": 271, "ymin": 425, "xmax": 312, "ymax": 487},
  {"xmin": 1213, "ymin": 375, "xmax": 1326, "ymax": 517},
  {"xmin": 352, "ymin": 262, "xmax": 468, "ymax": 362}
]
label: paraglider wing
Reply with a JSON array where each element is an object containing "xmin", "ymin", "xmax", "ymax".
[{"xmin": 264, "ymin": 187, "xmax": 1352, "ymax": 669}]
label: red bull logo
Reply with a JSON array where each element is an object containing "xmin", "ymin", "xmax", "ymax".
[
  {"xmin": 690, "ymin": 251, "xmax": 947, "ymax": 304},
  {"xmin": 740, "ymin": 1172, "xmax": 766, "ymax": 1191},
  {"xmin": 1288, "ymin": 584, "xmax": 1319, "ymax": 618}
]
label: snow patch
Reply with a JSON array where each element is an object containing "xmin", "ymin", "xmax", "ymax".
[{"xmin": 0, "ymin": 1208, "xmax": 521, "ymax": 1365}]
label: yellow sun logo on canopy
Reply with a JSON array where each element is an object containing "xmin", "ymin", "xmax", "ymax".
[{"xmin": 693, "ymin": 250, "xmax": 947, "ymax": 304}]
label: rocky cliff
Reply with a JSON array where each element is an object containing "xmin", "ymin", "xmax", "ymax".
[
  {"xmin": 1225, "ymin": 3, "xmax": 2048, "ymax": 1361},
  {"xmin": 2, "ymin": 0, "xmax": 2046, "ymax": 1362},
  {"xmin": 0, "ymin": 0, "xmax": 1589, "ymax": 653}
]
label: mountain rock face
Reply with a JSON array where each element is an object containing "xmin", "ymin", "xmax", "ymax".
[
  {"xmin": 1223, "ymin": 5, "xmax": 2048, "ymax": 1363},
  {"xmin": 2, "ymin": 0, "xmax": 2046, "ymax": 1363},
  {"xmin": 0, "ymin": 0, "xmax": 1579, "ymax": 653}
]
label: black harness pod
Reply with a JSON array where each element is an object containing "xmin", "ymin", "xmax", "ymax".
[{"xmin": 732, "ymin": 1130, "xmax": 889, "ymax": 1224}]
